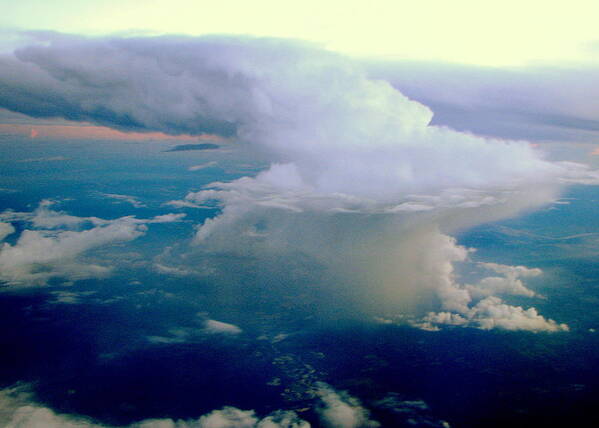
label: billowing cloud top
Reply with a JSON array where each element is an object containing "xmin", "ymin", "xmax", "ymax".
[{"xmin": 1, "ymin": 33, "xmax": 593, "ymax": 206}]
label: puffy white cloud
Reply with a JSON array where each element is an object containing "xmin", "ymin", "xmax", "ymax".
[
  {"xmin": 147, "ymin": 213, "xmax": 187, "ymax": 223},
  {"xmin": 0, "ymin": 222, "xmax": 15, "ymax": 241},
  {"xmin": 0, "ymin": 385, "xmax": 309, "ymax": 428},
  {"xmin": 0, "ymin": 219, "xmax": 143, "ymax": 285},
  {"xmin": 316, "ymin": 383, "xmax": 379, "ymax": 428},
  {"xmin": 420, "ymin": 296, "xmax": 570, "ymax": 333},
  {"xmin": 204, "ymin": 319, "xmax": 242, "ymax": 335},
  {"xmin": 0, "ymin": 201, "xmax": 184, "ymax": 286},
  {"xmin": 465, "ymin": 263, "xmax": 541, "ymax": 299},
  {"xmin": 406, "ymin": 232, "xmax": 568, "ymax": 333},
  {"xmin": 467, "ymin": 297, "xmax": 569, "ymax": 332}
]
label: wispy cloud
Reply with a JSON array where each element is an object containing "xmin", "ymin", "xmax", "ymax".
[
  {"xmin": 188, "ymin": 161, "xmax": 218, "ymax": 171},
  {"xmin": 99, "ymin": 193, "xmax": 146, "ymax": 208}
]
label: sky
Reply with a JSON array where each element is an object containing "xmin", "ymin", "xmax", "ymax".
[
  {"xmin": 2, "ymin": 2, "xmax": 599, "ymax": 427},
  {"xmin": 1, "ymin": 0, "xmax": 599, "ymax": 67}
]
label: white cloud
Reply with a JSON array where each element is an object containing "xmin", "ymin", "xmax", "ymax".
[
  {"xmin": 204, "ymin": 319, "xmax": 242, "ymax": 335},
  {"xmin": 189, "ymin": 161, "xmax": 218, "ymax": 171},
  {"xmin": 465, "ymin": 263, "xmax": 541, "ymax": 299},
  {"xmin": 100, "ymin": 193, "xmax": 146, "ymax": 208},
  {"xmin": 0, "ymin": 222, "xmax": 14, "ymax": 241},
  {"xmin": 147, "ymin": 213, "xmax": 187, "ymax": 223},
  {"xmin": 0, "ymin": 385, "xmax": 309, "ymax": 428},
  {"xmin": 48, "ymin": 290, "xmax": 96, "ymax": 305},
  {"xmin": 468, "ymin": 297, "xmax": 569, "ymax": 332},
  {"xmin": 316, "ymin": 383, "xmax": 379, "ymax": 428},
  {"xmin": 404, "ymin": 231, "xmax": 568, "ymax": 333},
  {"xmin": 0, "ymin": 202, "xmax": 184, "ymax": 286},
  {"xmin": 164, "ymin": 199, "xmax": 211, "ymax": 209}
]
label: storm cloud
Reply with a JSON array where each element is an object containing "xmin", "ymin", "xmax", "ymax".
[{"xmin": 1, "ymin": 33, "xmax": 595, "ymax": 330}]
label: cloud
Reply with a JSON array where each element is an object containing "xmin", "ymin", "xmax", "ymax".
[
  {"xmin": 0, "ymin": 201, "xmax": 184, "ymax": 286},
  {"xmin": 100, "ymin": 193, "xmax": 146, "ymax": 208},
  {"xmin": 373, "ymin": 393, "xmax": 450, "ymax": 428},
  {"xmin": 0, "ymin": 222, "xmax": 15, "ymax": 241},
  {"xmin": 420, "ymin": 295, "xmax": 570, "ymax": 333},
  {"xmin": 146, "ymin": 213, "xmax": 187, "ymax": 223},
  {"xmin": 465, "ymin": 263, "xmax": 541, "ymax": 299},
  {"xmin": 0, "ymin": 384, "xmax": 309, "ymax": 428},
  {"xmin": 204, "ymin": 319, "xmax": 242, "ymax": 335},
  {"xmin": 165, "ymin": 143, "xmax": 220, "ymax": 152},
  {"xmin": 147, "ymin": 315, "xmax": 242, "ymax": 344},
  {"xmin": 189, "ymin": 161, "xmax": 218, "ymax": 171},
  {"xmin": 316, "ymin": 383, "xmax": 379, "ymax": 428},
  {"xmin": 16, "ymin": 155, "xmax": 68, "ymax": 162},
  {"xmin": 0, "ymin": 34, "xmax": 592, "ymax": 328},
  {"xmin": 0, "ymin": 121, "xmax": 219, "ymax": 141},
  {"xmin": 48, "ymin": 290, "xmax": 96, "ymax": 305},
  {"xmin": 366, "ymin": 60, "xmax": 599, "ymax": 143}
]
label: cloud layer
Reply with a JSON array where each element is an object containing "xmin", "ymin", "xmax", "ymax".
[{"xmin": 367, "ymin": 60, "xmax": 599, "ymax": 143}]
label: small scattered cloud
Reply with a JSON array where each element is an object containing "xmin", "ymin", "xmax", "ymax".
[
  {"xmin": 147, "ymin": 213, "xmax": 186, "ymax": 223},
  {"xmin": 188, "ymin": 161, "xmax": 218, "ymax": 171},
  {"xmin": 99, "ymin": 193, "xmax": 146, "ymax": 208},
  {"xmin": 164, "ymin": 143, "xmax": 221, "ymax": 152},
  {"xmin": 147, "ymin": 316, "xmax": 242, "ymax": 344},
  {"xmin": 16, "ymin": 156, "xmax": 68, "ymax": 163},
  {"xmin": 0, "ymin": 384, "xmax": 309, "ymax": 427},
  {"xmin": 374, "ymin": 393, "xmax": 450, "ymax": 428},
  {"xmin": 316, "ymin": 383, "xmax": 380, "ymax": 428},
  {"xmin": 48, "ymin": 290, "xmax": 96, "ymax": 305},
  {"xmin": 204, "ymin": 319, "xmax": 242, "ymax": 335},
  {"xmin": 164, "ymin": 199, "xmax": 214, "ymax": 209}
]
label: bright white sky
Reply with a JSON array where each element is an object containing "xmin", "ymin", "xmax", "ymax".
[{"xmin": 1, "ymin": 0, "xmax": 599, "ymax": 67}]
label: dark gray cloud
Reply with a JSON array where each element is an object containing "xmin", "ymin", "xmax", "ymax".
[{"xmin": 164, "ymin": 143, "xmax": 220, "ymax": 152}]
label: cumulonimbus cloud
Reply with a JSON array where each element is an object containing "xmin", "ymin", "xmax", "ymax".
[{"xmin": 1, "ymin": 33, "xmax": 595, "ymax": 330}]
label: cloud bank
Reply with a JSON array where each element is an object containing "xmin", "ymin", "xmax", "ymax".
[{"xmin": 0, "ymin": 33, "xmax": 593, "ymax": 330}]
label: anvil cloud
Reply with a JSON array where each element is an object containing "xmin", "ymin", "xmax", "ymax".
[{"xmin": 1, "ymin": 33, "xmax": 594, "ymax": 331}]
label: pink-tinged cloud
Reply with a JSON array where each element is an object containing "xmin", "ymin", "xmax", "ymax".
[
  {"xmin": 0, "ymin": 123, "xmax": 223, "ymax": 142},
  {"xmin": 591, "ymin": 147, "xmax": 599, "ymax": 156}
]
